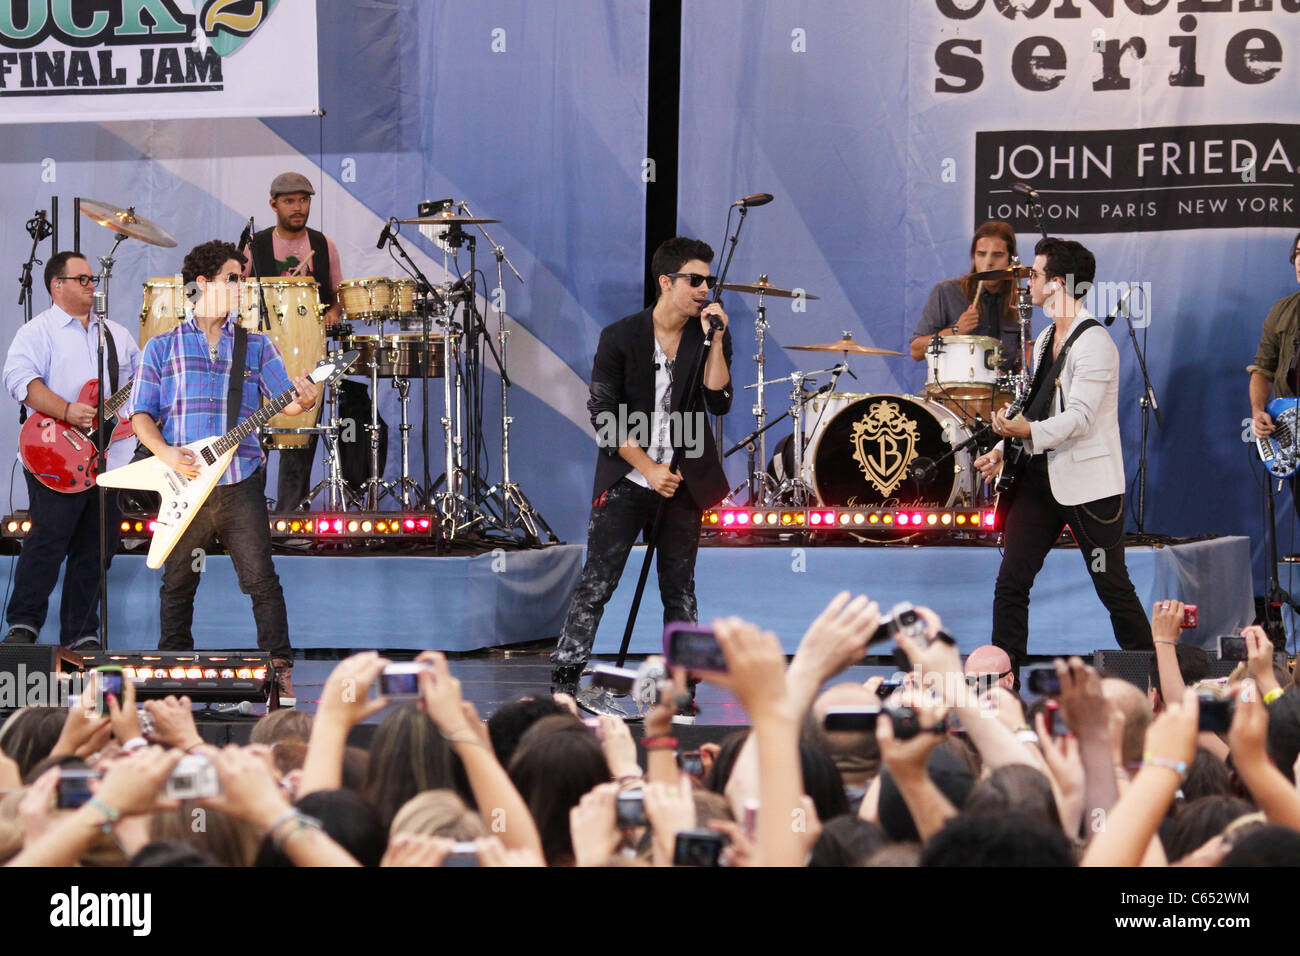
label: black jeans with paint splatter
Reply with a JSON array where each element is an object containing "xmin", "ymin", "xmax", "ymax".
[{"xmin": 552, "ymin": 478, "xmax": 702, "ymax": 669}]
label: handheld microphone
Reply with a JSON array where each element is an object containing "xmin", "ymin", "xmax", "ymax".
[
  {"xmin": 376, "ymin": 217, "xmax": 397, "ymax": 250},
  {"xmin": 237, "ymin": 216, "xmax": 254, "ymax": 251},
  {"xmin": 731, "ymin": 193, "xmax": 774, "ymax": 208},
  {"xmin": 1104, "ymin": 285, "xmax": 1136, "ymax": 327},
  {"xmin": 1011, "ymin": 182, "xmax": 1040, "ymax": 201}
]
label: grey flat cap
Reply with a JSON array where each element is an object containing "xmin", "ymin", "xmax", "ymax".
[{"xmin": 270, "ymin": 171, "xmax": 315, "ymax": 197}]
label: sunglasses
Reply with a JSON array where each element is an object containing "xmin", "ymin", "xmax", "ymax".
[
  {"xmin": 56, "ymin": 274, "xmax": 97, "ymax": 287},
  {"xmin": 666, "ymin": 272, "xmax": 718, "ymax": 290},
  {"xmin": 965, "ymin": 669, "xmax": 1013, "ymax": 687}
]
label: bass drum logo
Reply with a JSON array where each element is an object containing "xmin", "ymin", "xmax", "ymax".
[{"xmin": 850, "ymin": 400, "xmax": 919, "ymax": 498}]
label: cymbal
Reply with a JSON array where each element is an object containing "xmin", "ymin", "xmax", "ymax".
[
  {"xmin": 399, "ymin": 213, "xmax": 500, "ymax": 226},
  {"xmin": 78, "ymin": 198, "xmax": 177, "ymax": 248},
  {"xmin": 785, "ymin": 335, "xmax": 903, "ymax": 357},
  {"xmin": 720, "ymin": 275, "xmax": 819, "ymax": 299},
  {"xmin": 969, "ymin": 265, "xmax": 1033, "ymax": 282}
]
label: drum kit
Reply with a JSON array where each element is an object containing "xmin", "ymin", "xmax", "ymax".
[
  {"xmin": 722, "ymin": 262, "xmax": 1037, "ymax": 520},
  {"xmin": 71, "ymin": 196, "xmax": 556, "ymax": 545}
]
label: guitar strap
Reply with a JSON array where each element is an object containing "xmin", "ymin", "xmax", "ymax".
[
  {"xmin": 1023, "ymin": 318, "xmax": 1102, "ymax": 422},
  {"xmin": 101, "ymin": 324, "xmax": 119, "ymax": 395},
  {"xmin": 226, "ymin": 325, "xmax": 248, "ymax": 434}
]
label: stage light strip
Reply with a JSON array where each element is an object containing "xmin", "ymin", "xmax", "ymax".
[
  {"xmin": 2, "ymin": 512, "xmax": 438, "ymax": 541},
  {"xmin": 701, "ymin": 507, "xmax": 999, "ymax": 531}
]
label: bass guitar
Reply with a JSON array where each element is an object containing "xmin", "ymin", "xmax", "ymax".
[
  {"xmin": 96, "ymin": 351, "xmax": 357, "ymax": 569},
  {"xmin": 1255, "ymin": 397, "xmax": 1300, "ymax": 479},
  {"xmin": 20, "ymin": 378, "xmax": 136, "ymax": 493}
]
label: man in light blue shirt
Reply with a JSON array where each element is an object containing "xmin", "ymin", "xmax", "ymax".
[{"xmin": 2, "ymin": 251, "xmax": 140, "ymax": 649}]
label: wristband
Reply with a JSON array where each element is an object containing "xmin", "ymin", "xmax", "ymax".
[
  {"xmin": 64, "ymin": 400, "xmax": 70, "ymax": 421},
  {"xmin": 641, "ymin": 736, "xmax": 677, "ymax": 751},
  {"xmin": 1015, "ymin": 729, "xmax": 1039, "ymax": 744},
  {"xmin": 1154, "ymin": 640, "xmax": 1176, "ymax": 646},
  {"xmin": 1142, "ymin": 753, "xmax": 1187, "ymax": 779},
  {"xmin": 120, "ymin": 736, "xmax": 149, "ymax": 752},
  {"xmin": 1264, "ymin": 687, "xmax": 1284, "ymax": 705},
  {"xmin": 86, "ymin": 797, "xmax": 120, "ymax": 833}
]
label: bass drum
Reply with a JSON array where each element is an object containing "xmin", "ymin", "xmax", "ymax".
[{"xmin": 804, "ymin": 393, "xmax": 975, "ymax": 509}]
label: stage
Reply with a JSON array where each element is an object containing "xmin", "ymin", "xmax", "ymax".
[{"xmin": 2, "ymin": 534, "xmax": 1254, "ymax": 657}]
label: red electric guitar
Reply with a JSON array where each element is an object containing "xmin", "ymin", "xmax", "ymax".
[{"xmin": 19, "ymin": 378, "xmax": 136, "ymax": 493}]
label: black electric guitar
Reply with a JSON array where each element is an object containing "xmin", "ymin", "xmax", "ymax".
[{"xmin": 991, "ymin": 390, "xmax": 1033, "ymax": 523}]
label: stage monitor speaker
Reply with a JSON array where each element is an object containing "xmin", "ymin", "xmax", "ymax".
[
  {"xmin": 1092, "ymin": 648, "xmax": 1274, "ymax": 692},
  {"xmin": 0, "ymin": 644, "xmax": 84, "ymax": 714}
]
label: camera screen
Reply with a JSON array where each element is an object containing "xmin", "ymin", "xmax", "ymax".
[
  {"xmin": 380, "ymin": 671, "xmax": 420, "ymax": 696},
  {"xmin": 670, "ymin": 629, "xmax": 726, "ymax": 671}
]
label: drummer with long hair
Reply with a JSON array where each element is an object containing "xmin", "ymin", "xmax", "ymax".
[{"xmin": 909, "ymin": 220, "xmax": 1024, "ymax": 370}]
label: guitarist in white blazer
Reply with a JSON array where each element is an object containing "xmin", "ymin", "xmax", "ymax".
[{"xmin": 974, "ymin": 238, "xmax": 1153, "ymax": 679}]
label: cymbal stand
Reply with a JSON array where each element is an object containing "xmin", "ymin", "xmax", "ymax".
[
  {"xmin": 92, "ymin": 229, "xmax": 127, "ymax": 651},
  {"xmin": 1010, "ymin": 257, "xmax": 1033, "ymax": 401},
  {"xmin": 304, "ymin": 334, "xmax": 358, "ymax": 510},
  {"xmin": 766, "ymin": 369, "xmax": 825, "ymax": 506},
  {"xmin": 390, "ymin": 376, "xmax": 422, "ymax": 508},
  {"xmin": 749, "ymin": 282, "xmax": 773, "ymax": 505},
  {"xmin": 459, "ymin": 202, "xmax": 558, "ymax": 543},
  {"xmin": 361, "ymin": 315, "xmax": 391, "ymax": 510}
]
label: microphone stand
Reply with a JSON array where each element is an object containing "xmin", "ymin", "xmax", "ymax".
[
  {"xmin": 93, "ymin": 231, "xmax": 126, "ymax": 651},
  {"xmin": 1115, "ymin": 292, "xmax": 1162, "ymax": 533},
  {"xmin": 18, "ymin": 210, "xmax": 52, "ymax": 425},
  {"xmin": 710, "ymin": 205, "xmax": 751, "ymax": 470}
]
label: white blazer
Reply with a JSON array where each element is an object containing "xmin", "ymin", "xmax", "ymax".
[{"xmin": 1011, "ymin": 308, "xmax": 1126, "ymax": 506}]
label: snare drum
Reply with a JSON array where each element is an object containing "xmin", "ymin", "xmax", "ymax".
[
  {"xmin": 344, "ymin": 333, "xmax": 449, "ymax": 378},
  {"xmin": 802, "ymin": 393, "xmax": 976, "ymax": 508},
  {"xmin": 924, "ymin": 335, "xmax": 1002, "ymax": 400},
  {"xmin": 338, "ymin": 277, "xmax": 416, "ymax": 321}
]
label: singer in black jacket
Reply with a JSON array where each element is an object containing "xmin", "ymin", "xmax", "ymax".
[{"xmin": 551, "ymin": 237, "xmax": 733, "ymax": 699}]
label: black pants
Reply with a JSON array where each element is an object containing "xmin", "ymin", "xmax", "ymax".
[
  {"xmin": 6, "ymin": 472, "xmax": 120, "ymax": 645},
  {"xmin": 274, "ymin": 440, "xmax": 317, "ymax": 512},
  {"xmin": 992, "ymin": 457, "xmax": 1152, "ymax": 669},
  {"xmin": 552, "ymin": 478, "xmax": 702, "ymax": 669},
  {"xmin": 159, "ymin": 471, "xmax": 291, "ymax": 659}
]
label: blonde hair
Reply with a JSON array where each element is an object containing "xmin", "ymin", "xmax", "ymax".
[{"xmin": 390, "ymin": 790, "xmax": 487, "ymax": 841}]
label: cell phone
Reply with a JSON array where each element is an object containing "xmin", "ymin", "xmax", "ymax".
[
  {"xmin": 590, "ymin": 664, "xmax": 637, "ymax": 695},
  {"xmin": 1183, "ymin": 605, "xmax": 1198, "ymax": 629},
  {"xmin": 822, "ymin": 707, "xmax": 882, "ymax": 732},
  {"xmin": 673, "ymin": 829, "xmax": 727, "ymax": 867},
  {"xmin": 444, "ymin": 842, "xmax": 479, "ymax": 867},
  {"xmin": 1045, "ymin": 699, "xmax": 1068, "ymax": 737},
  {"xmin": 1198, "ymin": 694, "xmax": 1234, "ymax": 734},
  {"xmin": 677, "ymin": 750, "xmax": 705, "ymax": 777},
  {"xmin": 874, "ymin": 679, "xmax": 903, "ymax": 698},
  {"xmin": 1217, "ymin": 635, "xmax": 1248, "ymax": 662},
  {"xmin": 56, "ymin": 768, "xmax": 102, "ymax": 810},
  {"xmin": 664, "ymin": 623, "xmax": 727, "ymax": 673},
  {"xmin": 164, "ymin": 753, "xmax": 221, "ymax": 800},
  {"xmin": 615, "ymin": 789, "xmax": 647, "ymax": 828},
  {"xmin": 378, "ymin": 662, "xmax": 430, "ymax": 698},
  {"xmin": 92, "ymin": 666, "xmax": 123, "ymax": 716},
  {"xmin": 869, "ymin": 602, "xmax": 927, "ymax": 647},
  {"xmin": 1026, "ymin": 666, "xmax": 1062, "ymax": 696}
]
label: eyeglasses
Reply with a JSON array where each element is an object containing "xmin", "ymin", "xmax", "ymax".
[
  {"xmin": 56, "ymin": 275, "xmax": 97, "ymax": 287},
  {"xmin": 965, "ymin": 669, "xmax": 1013, "ymax": 687},
  {"xmin": 666, "ymin": 272, "xmax": 718, "ymax": 290}
]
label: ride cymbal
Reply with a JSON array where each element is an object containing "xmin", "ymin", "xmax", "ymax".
[
  {"xmin": 969, "ymin": 264, "xmax": 1034, "ymax": 282},
  {"xmin": 78, "ymin": 198, "xmax": 177, "ymax": 248},
  {"xmin": 785, "ymin": 335, "xmax": 903, "ymax": 357},
  {"xmin": 398, "ymin": 214, "xmax": 501, "ymax": 226},
  {"xmin": 720, "ymin": 275, "xmax": 819, "ymax": 299}
]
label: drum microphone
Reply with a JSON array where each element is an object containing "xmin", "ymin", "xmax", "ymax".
[
  {"xmin": 1011, "ymin": 182, "xmax": 1040, "ymax": 201},
  {"xmin": 376, "ymin": 217, "xmax": 397, "ymax": 250},
  {"xmin": 237, "ymin": 216, "xmax": 254, "ymax": 251},
  {"xmin": 1104, "ymin": 285, "xmax": 1136, "ymax": 327},
  {"xmin": 731, "ymin": 193, "xmax": 774, "ymax": 208}
]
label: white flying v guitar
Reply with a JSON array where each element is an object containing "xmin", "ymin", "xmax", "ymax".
[{"xmin": 97, "ymin": 350, "xmax": 358, "ymax": 569}]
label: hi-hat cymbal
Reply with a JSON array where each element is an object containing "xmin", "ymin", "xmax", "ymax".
[
  {"xmin": 399, "ymin": 213, "xmax": 501, "ymax": 226},
  {"xmin": 970, "ymin": 264, "xmax": 1034, "ymax": 282},
  {"xmin": 785, "ymin": 335, "xmax": 903, "ymax": 357},
  {"xmin": 720, "ymin": 275, "xmax": 819, "ymax": 299},
  {"xmin": 79, "ymin": 198, "xmax": 177, "ymax": 248}
]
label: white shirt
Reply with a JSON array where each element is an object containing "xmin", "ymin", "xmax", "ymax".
[{"xmin": 626, "ymin": 339, "xmax": 675, "ymax": 490}]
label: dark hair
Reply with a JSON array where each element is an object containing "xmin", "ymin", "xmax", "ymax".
[
  {"xmin": 341, "ymin": 745, "xmax": 369, "ymax": 792},
  {"xmin": 1266, "ymin": 689, "xmax": 1300, "ymax": 783},
  {"xmin": 130, "ymin": 841, "xmax": 222, "ymax": 867},
  {"xmin": 961, "ymin": 222, "xmax": 1020, "ymax": 326},
  {"xmin": 1220, "ymin": 823, "xmax": 1300, "ymax": 866},
  {"xmin": 650, "ymin": 236, "xmax": 714, "ymax": 294},
  {"xmin": 809, "ymin": 815, "xmax": 887, "ymax": 867},
  {"xmin": 1147, "ymin": 645, "xmax": 1211, "ymax": 705},
  {"xmin": 1163, "ymin": 796, "xmax": 1253, "ymax": 863},
  {"xmin": 963, "ymin": 765, "xmax": 1062, "ymax": 832},
  {"xmin": 1290, "ymin": 231, "xmax": 1300, "ymax": 265},
  {"xmin": 877, "ymin": 747, "xmax": 976, "ymax": 842},
  {"xmin": 43, "ymin": 251, "xmax": 89, "ymax": 294},
  {"xmin": 181, "ymin": 239, "xmax": 245, "ymax": 287},
  {"xmin": 363, "ymin": 702, "xmax": 472, "ymax": 831},
  {"xmin": 1181, "ymin": 748, "xmax": 1232, "ymax": 802},
  {"xmin": 702, "ymin": 730, "xmax": 750, "ymax": 795},
  {"xmin": 507, "ymin": 714, "xmax": 610, "ymax": 866},
  {"xmin": 1034, "ymin": 236, "xmax": 1095, "ymax": 298},
  {"xmin": 251, "ymin": 709, "xmax": 314, "ymax": 746},
  {"xmin": 487, "ymin": 696, "xmax": 566, "ymax": 767},
  {"xmin": 799, "ymin": 730, "xmax": 852, "ymax": 822},
  {"xmin": 0, "ymin": 708, "xmax": 69, "ymax": 780},
  {"xmin": 922, "ymin": 812, "xmax": 1077, "ymax": 867},
  {"xmin": 255, "ymin": 789, "xmax": 386, "ymax": 867}
]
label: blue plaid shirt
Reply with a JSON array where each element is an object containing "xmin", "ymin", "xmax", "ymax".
[{"xmin": 130, "ymin": 316, "xmax": 292, "ymax": 485}]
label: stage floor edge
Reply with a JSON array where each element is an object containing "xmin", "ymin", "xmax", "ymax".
[{"xmin": 0, "ymin": 536, "xmax": 1252, "ymax": 656}]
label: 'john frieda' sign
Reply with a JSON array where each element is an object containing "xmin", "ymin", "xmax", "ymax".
[{"xmin": 974, "ymin": 124, "xmax": 1300, "ymax": 234}]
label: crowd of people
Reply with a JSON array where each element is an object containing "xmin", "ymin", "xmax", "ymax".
[{"xmin": 0, "ymin": 591, "xmax": 1296, "ymax": 868}]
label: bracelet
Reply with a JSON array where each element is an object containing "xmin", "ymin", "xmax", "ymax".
[
  {"xmin": 617, "ymin": 774, "xmax": 643, "ymax": 786},
  {"xmin": 1015, "ymin": 729, "xmax": 1039, "ymax": 744},
  {"xmin": 268, "ymin": 810, "xmax": 324, "ymax": 851},
  {"xmin": 1264, "ymin": 687, "xmax": 1285, "ymax": 705},
  {"xmin": 439, "ymin": 730, "xmax": 487, "ymax": 748},
  {"xmin": 1142, "ymin": 753, "xmax": 1188, "ymax": 779},
  {"xmin": 641, "ymin": 736, "xmax": 677, "ymax": 751},
  {"xmin": 86, "ymin": 797, "xmax": 120, "ymax": 833},
  {"xmin": 184, "ymin": 741, "xmax": 206, "ymax": 754},
  {"xmin": 63, "ymin": 400, "xmax": 70, "ymax": 421},
  {"xmin": 1154, "ymin": 640, "xmax": 1177, "ymax": 646},
  {"xmin": 120, "ymin": 736, "xmax": 149, "ymax": 752},
  {"xmin": 263, "ymin": 806, "xmax": 299, "ymax": 838}
]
